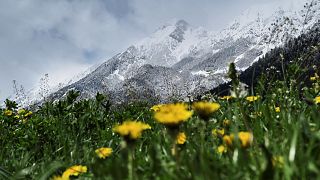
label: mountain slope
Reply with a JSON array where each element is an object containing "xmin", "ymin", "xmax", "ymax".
[
  {"xmin": 47, "ymin": 0, "xmax": 320, "ymax": 104},
  {"xmin": 211, "ymin": 21, "xmax": 320, "ymax": 97}
]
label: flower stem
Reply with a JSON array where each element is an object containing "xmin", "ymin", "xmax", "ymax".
[
  {"xmin": 128, "ymin": 148, "xmax": 134, "ymax": 180},
  {"xmin": 199, "ymin": 120, "xmax": 207, "ymax": 179}
]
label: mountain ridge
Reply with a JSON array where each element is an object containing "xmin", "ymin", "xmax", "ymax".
[{"xmin": 21, "ymin": 0, "xmax": 320, "ymax": 106}]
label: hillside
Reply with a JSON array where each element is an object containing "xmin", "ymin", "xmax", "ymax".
[
  {"xmin": 211, "ymin": 20, "xmax": 320, "ymax": 97},
  {"xmin": 36, "ymin": 0, "xmax": 320, "ymax": 105}
]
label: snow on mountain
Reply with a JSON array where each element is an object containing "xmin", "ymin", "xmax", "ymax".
[
  {"xmin": 28, "ymin": 0, "xmax": 320, "ymax": 105},
  {"xmin": 191, "ymin": 70, "xmax": 210, "ymax": 77},
  {"xmin": 218, "ymin": 0, "xmax": 320, "ymax": 68},
  {"xmin": 11, "ymin": 62, "xmax": 101, "ymax": 107},
  {"xmin": 134, "ymin": 19, "xmax": 214, "ymax": 67}
]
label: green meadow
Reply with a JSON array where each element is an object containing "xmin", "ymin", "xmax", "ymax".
[{"xmin": 1, "ymin": 63, "xmax": 320, "ymax": 180}]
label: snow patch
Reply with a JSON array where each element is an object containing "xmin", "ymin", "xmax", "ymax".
[
  {"xmin": 111, "ymin": 69, "xmax": 125, "ymax": 81},
  {"xmin": 234, "ymin": 53, "xmax": 245, "ymax": 63},
  {"xmin": 212, "ymin": 49, "xmax": 220, "ymax": 54},
  {"xmin": 213, "ymin": 68, "xmax": 228, "ymax": 75},
  {"xmin": 191, "ymin": 70, "xmax": 210, "ymax": 77}
]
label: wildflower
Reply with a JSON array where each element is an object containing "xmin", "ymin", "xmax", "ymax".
[
  {"xmin": 176, "ymin": 132, "xmax": 187, "ymax": 145},
  {"xmin": 223, "ymin": 134, "xmax": 234, "ymax": 147},
  {"xmin": 14, "ymin": 115, "xmax": 20, "ymax": 119},
  {"xmin": 275, "ymin": 106, "xmax": 280, "ymax": 113},
  {"xmin": 310, "ymin": 73, "xmax": 319, "ymax": 81},
  {"xmin": 150, "ymin": 104, "xmax": 164, "ymax": 112},
  {"xmin": 217, "ymin": 145, "xmax": 227, "ymax": 154},
  {"xmin": 24, "ymin": 111, "xmax": 33, "ymax": 118},
  {"xmin": 4, "ymin": 109, "xmax": 13, "ymax": 116},
  {"xmin": 315, "ymin": 96, "xmax": 320, "ymax": 104},
  {"xmin": 154, "ymin": 103, "xmax": 193, "ymax": 127},
  {"xmin": 212, "ymin": 128, "xmax": 225, "ymax": 137},
  {"xmin": 246, "ymin": 95, "xmax": 260, "ymax": 102},
  {"xmin": 18, "ymin": 109, "xmax": 26, "ymax": 115},
  {"xmin": 62, "ymin": 165, "xmax": 87, "ymax": 179},
  {"xmin": 113, "ymin": 121, "xmax": 151, "ymax": 140},
  {"xmin": 272, "ymin": 156, "xmax": 284, "ymax": 168},
  {"xmin": 223, "ymin": 119, "xmax": 231, "ymax": 127},
  {"xmin": 95, "ymin": 147, "xmax": 113, "ymax": 159},
  {"xmin": 192, "ymin": 101, "xmax": 220, "ymax": 121},
  {"xmin": 230, "ymin": 83, "xmax": 248, "ymax": 98},
  {"xmin": 310, "ymin": 76, "xmax": 317, "ymax": 81},
  {"xmin": 238, "ymin": 132, "xmax": 253, "ymax": 148},
  {"xmin": 219, "ymin": 96, "xmax": 233, "ymax": 101}
]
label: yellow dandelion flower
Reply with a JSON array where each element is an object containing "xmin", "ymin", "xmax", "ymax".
[
  {"xmin": 272, "ymin": 156, "xmax": 284, "ymax": 168},
  {"xmin": 212, "ymin": 128, "xmax": 225, "ymax": 137},
  {"xmin": 246, "ymin": 95, "xmax": 260, "ymax": 102},
  {"xmin": 154, "ymin": 103, "xmax": 193, "ymax": 126},
  {"xmin": 24, "ymin": 111, "xmax": 33, "ymax": 118},
  {"xmin": 310, "ymin": 76, "xmax": 317, "ymax": 81},
  {"xmin": 113, "ymin": 121, "xmax": 151, "ymax": 140},
  {"xmin": 223, "ymin": 119, "xmax": 231, "ymax": 127},
  {"xmin": 315, "ymin": 96, "xmax": 320, "ymax": 104},
  {"xmin": 310, "ymin": 73, "xmax": 319, "ymax": 81},
  {"xmin": 219, "ymin": 96, "xmax": 233, "ymax": 101},
  {"xmin": 238, "ymin": 132, "xmax": 253, "ymax": 148},
  {"xmin": 18, "ymin": 109, "xmax": 26, "ymax": 115},
  {"xmin": 176, "ymin": 132, "xmax": 187, "ymax": 145},
  {"xmin": 4, "ymin": 109, "xmax": 13, "ymax": 116},
  {"xmin": 217, "ymin": 145, "xmax": 227, "ymax": 154},
  {"xmin": 223, "ymin": 134, "xmax": 234, "ymax": 147},
  {"xmin": 62, "ymin": 165, "xmax": 87, "ymax": 179},
  {"xmin": 150, "ymin": 104, "xmax": 164, "ymax": 112},
  {"xmin": 275, "ymin": 106, "xmax": 280, "ymax": 113},
  {"xmin": 192, "ymin": 101, "xmax": 220, "ymax": 121},
  {"xmin": 95, "ymin": 147, "xmax": 113, "ymax": 159}
]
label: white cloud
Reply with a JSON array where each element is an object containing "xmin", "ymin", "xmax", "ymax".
[{"xmin": 0, "ymin": 0, "xmax": 145, "ymax": 100}]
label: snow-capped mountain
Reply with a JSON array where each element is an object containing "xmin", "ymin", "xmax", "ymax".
[{"xmin": 42, "ymin": 0, "xmax": 320, "ymax": 104}]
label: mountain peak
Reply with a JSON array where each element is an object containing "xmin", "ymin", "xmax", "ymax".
[
  {"xmin": 168, "ymin": 19, "xmax": 190, "ymax": 42},
  {"xmin": 136, "ymin": 19, "xmax": 192, "ymax": 47},
  {"xmin": 175, "ymin": 19, "xmax": 189, "ymax": 30},
  {"xmin": 161, "ymin": 19, "xmax": 190, "ymax": 30}
]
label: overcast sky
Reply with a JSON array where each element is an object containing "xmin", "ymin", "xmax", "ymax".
[{"xmin": 0, "ymin": 0, "xmax": 306, "ymax": 101}]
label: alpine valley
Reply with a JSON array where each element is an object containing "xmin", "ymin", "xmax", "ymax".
[{"xmin": 31, "ymin": 0, "xmax": 320, "ymax": 105}]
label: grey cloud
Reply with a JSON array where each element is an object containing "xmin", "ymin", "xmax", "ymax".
[{"xmin": 103, "ymin": 0, "xmax": 133, "ymax": 19}]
